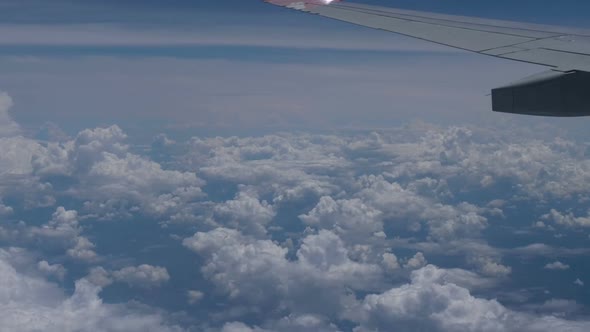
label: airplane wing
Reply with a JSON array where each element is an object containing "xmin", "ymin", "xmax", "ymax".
[{"xmin": 265, "ymin": 0, "xmax": 590, "ymax": 117}]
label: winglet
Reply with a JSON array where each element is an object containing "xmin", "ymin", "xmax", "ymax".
[{"xmin": 265, "ymin": 0, "xmax": 340, "ymax": 10}]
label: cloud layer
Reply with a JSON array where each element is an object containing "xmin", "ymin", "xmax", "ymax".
[{"xmin": 1, "ymin": 91, "xmax": 590, "ymax": 331}]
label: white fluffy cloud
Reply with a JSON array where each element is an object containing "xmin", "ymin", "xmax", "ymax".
[
  {"xmin": 112, "ymin": 264, "xmax": 171, "ymax": 288},
  {"xmin": 544, "ymin": 261, "xmax": 570, "ymax": 270},
  {"xmin": 0, "ymin": 206, "xmax": 98, "ymax": 262},
  {"xmin": 37, "ymin": 260, "xmax": 66, "ymax": 281},
  {"xmin": 0, "ymin": 249, "xmax": 183, "ymax": 332},
  {"xmin": 381, "ymin": 253, "xmax": 400, "ymax": 273},
  {"xmin": 213, "ymin": 190, "xmax": 276, "ymax": 237},
  {"xmin": 349, "ymin": 265, "xmax": 590, "ymax": 332},
  {"xmin": 0, "ymin": 199, "xmax": 13, "ymax": 215},
  {"xmin": 86, "ymin": 266, "xmax": 114, "ymax": 288},
  {"xmin": 40, "ymin": 126, "xmax": 204, "ymax": 220},
  {"xmin": 221, "ymin": 314, "xmax": 342, "ymax": 332},
  {"xmin": 2, "ymin": 111, "xmax": 205, "ymax": 222},
  {"xmin": 0, "ymin": 91, "xmax": 20, "ymax": 137},
  {"xmin": 404, "ymin": 252, "xmax": 427, "ymax": 269},
  {"xmin": 184, "ymin": 228, "xmax": 382, "ymax": 317},
  {"xmin": 352, "ymin": 175, "xmax": 489, "ymax": 241},
  {"xmin": 186, "ymin": 134, "xmax": 342, "ymax": 203},
  {"xmin": 187, "ymin": 290, "xmax": 204, "ymax": 305},
  {"xmin": 540, "ymin": 209, "xmax": 590, "ymax": 229},
  {"xmin": 299, "ymin": 196, "xmax": 383, "ymax": 242},
  {"xmin": 0, "ymin": 119, "xmax": 205, "ymax": 223}
]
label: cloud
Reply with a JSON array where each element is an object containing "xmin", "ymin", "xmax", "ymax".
[
  {"xmin": 478, "ymin": 260, "xmax": 512, "ymax": 278},
  {"xmin": 41, "ymin": 207, "xmax": 98, "ymax": 262},
  {"xmin": 221, "ymin": 314, "xmax": 342, "ymax": 332},
  {"xmin": 525, "ymin": 299, "xmax": 582, "ymax": 316},
  {"xmin": 66, "ymin": 237, "xmax": 98, "ymax": 262},
  {"xmin": 349, "ymin": 264, "xmax": 511, "ymax": 331},
  {"xmin": 187, "ymin": 290, "xmax": 204, "ymax": 305},
  {"xmin": 0, "ymin": 206, "xmax": 98, "ymax": 263},
  {"xmin": 299, "ymin": 196, "xmax": 383, "ymax": 242},
  {"xmin": 352, "ymin": 175, "xmax": 489, "ymax": 241},
  {"xmin": 404, "ymin": 252, "xmax": 427, "ymax": 270},
  {"xmin": 349, "ymin": 265, "xmax": 590, "ymax": 332},
  {"xmin": 0, "ymin": 23, "xmax": 456, "ymax": 53},
  {"xmin": 28, "ymin": 124, "xmax": 205, "ymax": 221},
  {"xmin": 221, "ymin": 322, "xmax": 261, "ymax": 332},
  {"xmin": 0, "ymin": 249, "xmax": 183, "ymax": 332},
  {"xmin": 511, "ymin": 244, "xmax": 590, "ymax": 258},
  {"xmin": 0, "ymin": 91, "xmax": 20, "ymax": 137},
  {"xmin": 37, "ymin": 260, "xmax": 66, "ymax": 281},
  {"xmin": 86, "ymin": 266, "xmax": 114, "ymax": 288},
  {"xmin": 213, "ymin": 190, "xmax": 276, "ymax": 237},
  {"xmin": 183, "ymin": 228, "xmax": 382, "ymax": 318},
  {"xmin": 540, "ymin": 209, "xmax": 590, "ymax": 228},
  {"xmin": 0, "ymin": 199, "xmax": 13, "ymax": 215},
  {"xmin": 112, "ymin": 264, "xmax": 171, "ymax": 288},
  {"xmin": 381, "ymin": 253, "xmax": 400, "ymax": 273},
  {"xmin": 0, "ymin": 94, "xmax": 205, "ymax": 222},
  {"xmin": 544, "ymin": 261, "xmax": 570, "ymax": 270},
  {"xmin": 188, "ymin": 134, "xmax": 341, "ymax": 204},
  {"xmin": 1, "ymin": 89, "xmax": 590, "ymax": 331}
]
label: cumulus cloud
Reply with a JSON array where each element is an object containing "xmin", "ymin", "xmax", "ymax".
[
  {"xmin": 183, "ymin": 228, "xmax": 382, "ymax": 317},
  {"xmin": 299, "ymin": 196, "xmax": 383, "ymax": 243},
  {"xmin": 0, "ymin": 91, "xmax": 20, "ymax": 137},
  {"xmin": 381, "ymin": 253, "xmax": 400, "ymax": 273},
  {"xmin": 187, "ymin": 290, "xmax": 204, "ymax": 305},
  {"xmin": 16, "ymin": 123, "xmax": 204, "ymax": 221},
  {"xmin": 544, "ymin": 261, "xmax": 570, "ymax": 270},
  {"xmin": 404, "ymin": 252, "xmax": 427, "ymax": 269},
  {"xmin": 86, "ymin": 266, "xmax": 114, "ymax": 288},
  {"xmin": 0, "ymin": 206, "xmax": 98, "ymax": 262},
  {"xmin": 0, "ymin": 199, "xmax": 13, "ymax": 215},
  {"xmin": 540, "ymin": 209, "xmax": 590, "ymax": 229},
  {"xmin": 468, "ymin": 256, "xmax": 512, "ymax": 278},
  {"xmin": 0, "ymin": 249, "xmax": 182, "ymax": 332},
  {"xmin": 221, "ymin": 322, "xmax": 260, "ymax": 332},
  {"xmin": 349, "ymin": 265, "xmax": 590, "ymax": 332},
  {"xmin": 0, "ymin": 97, "xmax": 206, "ymax": 221},
  {"xmin": 43, "ymin": 207, "xmax": 98, "ymax": 261},
  {"xmin": 351, "ymin": 175, "xmax": 489, "ymax": 241},
  {"xmin": 213, "ymin": 190, "xmax": 276, "ymax": 237},
  {"xmin": 221, "ymin": 314, "xmax": 342, "ymax": 332},
  {"xmin": 37, "ymin": 260, "xmax": 66, "ymax": 281},
  {"xmin": 525, "ymin": 299, "xmax": 582, "ymax": 316},
  {"xmin": 185, "ymin": 134, "xmax": 341, "ymax": 204},
  {"xmin": 112, "ymin": 264, "xmax": 171, "ymax": 288}
]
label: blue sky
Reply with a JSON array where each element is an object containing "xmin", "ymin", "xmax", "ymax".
[
  {"xmin": 2, "ymin": 0, "xmax": 590, "ymax": 136},
  {"xmin": 2, "ymin": 1, "xmax": 590, "ymax": 332},
  {"xmin": 3, "ymin": 0, "xmax": 590, "ymax": 23}
]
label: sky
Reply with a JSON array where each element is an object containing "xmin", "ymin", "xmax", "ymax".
[
  {"xmin": 2, "ymin": 1, "xmax": 590, "ymax": 332},
  {"xmin": 1, "ymin": 0, "xmax": 589, "ymax": 135}
]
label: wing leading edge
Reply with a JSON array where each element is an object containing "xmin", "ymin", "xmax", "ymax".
[{"xmin": 265, "ymin": 0, "xmax": 590, "ymax": 116}]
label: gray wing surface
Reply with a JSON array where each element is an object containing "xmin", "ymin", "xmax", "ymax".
[
  {"xmin": 268, "ymin": 0, "xmax": 590, "ymax": 71},
  {"xmin": 266, "ymin": 0, "xmax": 590, "ymax": 116}
]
